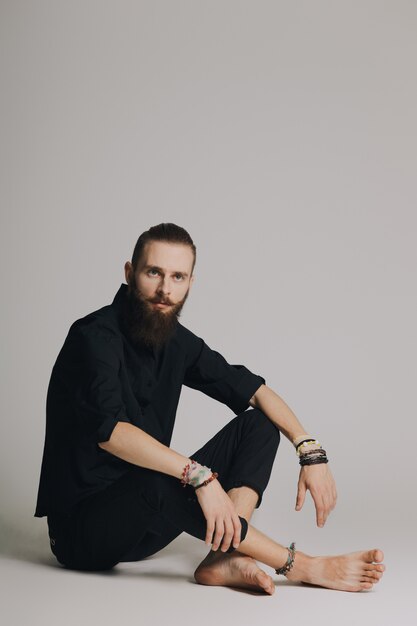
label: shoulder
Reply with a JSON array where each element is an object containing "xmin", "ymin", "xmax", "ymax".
[
  {"xmin": 67, "ymin": 304, "xmax": 122, "ymax": 349},
  {"xmin": 175, "ymin": 321, "xmax": 204, "ymax": 347},
  {"xmin": 175, "ymin": 320, "xmax": 198, "ymax": 339},
  {"xmin": 174, "ymin": 321, "xmax": 206, "ymax": 367}
]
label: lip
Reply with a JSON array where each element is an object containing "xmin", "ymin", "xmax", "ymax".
[{"xmin": 153, "ymin": 302, "xmax": 169, "ymax": 308}]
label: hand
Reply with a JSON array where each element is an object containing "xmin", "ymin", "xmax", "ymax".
[
  {"xmin": 195, "ymin": 478, "xmax": 242, "ymax": 552},
  {"xmin": 295, "ymin": 463, "xmax": 337, "ymax": 527}
]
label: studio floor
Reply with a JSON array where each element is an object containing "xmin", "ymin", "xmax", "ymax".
[{"xmin": 0, "ymin": 530, "xmax": 413, "ymax": 626}]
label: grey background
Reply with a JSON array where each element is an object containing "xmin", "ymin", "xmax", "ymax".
[{"xmin": 1, "ymin": 1, "xmax": 416, "ymax": 624}]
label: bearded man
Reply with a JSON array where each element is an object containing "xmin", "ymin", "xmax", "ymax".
[{"xmin": 34, "ymin": 222, "xmax": 385, "ymax": 594}]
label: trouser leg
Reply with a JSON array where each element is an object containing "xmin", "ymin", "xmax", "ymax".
[
  {"xmin": 49, "ymin": 408, "xmax": 280, "ymax": 571},
  {"xmin": 50, "ymin": 466, "xmax": 233, "ymax": 571},
  {"xmin": 121, "ymin": 407, "xmax": 280, "ymax": 563},
  {"xmin": 189, "ymin": 407, "xmax": 281, "ymax": 510}
]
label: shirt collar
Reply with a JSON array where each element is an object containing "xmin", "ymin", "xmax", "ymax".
[{"xmin": 112, "ymin": 283, "xmax": 129, "ymax": 310}]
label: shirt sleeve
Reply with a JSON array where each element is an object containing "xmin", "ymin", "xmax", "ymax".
[
  {"xmin": 55, "ymin": 324, "xmax": 130, "ymax": 444},
  {"xmin": 181, "ymin": 326, "xmax": 266, "ymax": 415}
]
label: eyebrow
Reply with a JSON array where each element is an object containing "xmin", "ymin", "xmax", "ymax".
[{"xmin": 144, "ymin": 264, "xmax": 189, "ymax": 278}]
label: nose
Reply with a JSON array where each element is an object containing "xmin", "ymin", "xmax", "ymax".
[{"xmin": 157, "ymin": 276, "xmax": 171, "ymax": 296}]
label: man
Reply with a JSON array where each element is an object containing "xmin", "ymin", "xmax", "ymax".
[{"xmin": 34, "ymin": 222, "xmax": 385, "ymax": 594}]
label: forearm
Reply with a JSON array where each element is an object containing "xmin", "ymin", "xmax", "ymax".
[
  {"xmin": 250, "ymin": 384, "xmax": 309, "ymax": 445},
  {"xmin": 98, "ymin": 421, "xmax": 190, "ymax": 480}
]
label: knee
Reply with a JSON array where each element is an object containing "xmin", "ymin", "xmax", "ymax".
[{"xmin": 242, "ymin": 408, "xmax": 281, "ymax": 447}]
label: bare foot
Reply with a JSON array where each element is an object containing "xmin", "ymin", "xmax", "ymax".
[
  {"xmin": 194, "ymin": 549, "xmax": 275, "ymax": 595},
  {"xmin": 285, "ymin": 548, "xmax": 385, "ymax": 592}
]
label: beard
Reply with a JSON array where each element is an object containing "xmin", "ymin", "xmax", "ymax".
[{"xmin": 122, "ymin": 276, "xmax": 189, "ymax": 351}]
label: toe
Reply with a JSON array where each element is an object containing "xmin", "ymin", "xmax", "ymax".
[
  {"xmin": 256, "ymin": 571, "xmax": 275, "ymax": 595},
  {"xmin": 363, "ymin": 572, "xmax": 380, "ymax": 583},
  {"xmin": 373, "ymin": 549, "xmax": 384, "ymax": 562},
  {"xmin": 360, "ymin": 581, "xmax": 374, "ymax": 590},
  {"xmin": 365, "ymin": 549, "xmax": 384, "ymax": 563},
  {"xmin": 365, "ymin": 566, "xmax": 383, "ymax": 578}
]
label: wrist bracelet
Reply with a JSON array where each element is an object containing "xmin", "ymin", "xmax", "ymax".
[
  {"xmin": 194, "ymin": 472, "xmax": 219, "ymax": 490},
  {"xmin": 181, "ymin": 459, "xmax": 199, "ymax": 487},
  {"xmin": 300, "ymin": 456, "xmax": 329, "ymax": 466},
  {"xmin": 294, "ymin": 437, "xmax": 316, "ymax": 449},
  {"xmin": 296, "ymin": 439, "xmax": 322, "ymax": 456},
  {"xmin": 293, "ymin": 434, "xmax": 314, "ymax": 447},
  {"xmin": 299, "ymin": 448, "xmax": 327, "ymax": 457},
  {"xmin": 181, "ymin": 459, "xmax": 219, "ymax": 489}
]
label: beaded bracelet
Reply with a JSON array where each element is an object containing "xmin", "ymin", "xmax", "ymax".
[
  {"xmin": 181, "ymin": 459, "xmax": 218, "ymax": 489},
  {"xmin": 180, "ymin": 459, "xmax": 197, "ymax": 487},
  {"xmin": 194, "ymin": 471, "xmax": 219, "ymax": 490},
  {"xmin": 181, "ymin": 459, "xmax": 205, "ymax": 487},
  {"xmin": 188, "ymin": 466, "xmax": 213, "ymax": 488},
  {"xmin": 275, "ymin": 542, "xmax": 296, "ymax": 575}
]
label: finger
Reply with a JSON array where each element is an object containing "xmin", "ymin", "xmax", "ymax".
[
  {"xmin": 315, "ymin": 494, "xmax": 326, "ymax": 527},
  {"xmin": 326, "ymin": 491, "xmax": 335, "ymax": 515},
  {"xmin": 220, "ymin": 519, "xmax": 235, "ymax": 552},
  {"xmin": 295, "ymin": 482, "xmax": 307, "ymax": 511},
  {"xmin": 326, "ymin": 488, "xmax": 335, "ymax": 514},
  {"xmin": 212, "ymin": 519, "xmax": 225, "ymax": 551},
  {"xmin": 205, "ymin": 519, "xmax": 215, "ymax": 546},
  {"xmin": 319, "ymin": 493, "xmax": 332, "ymax": 526}
]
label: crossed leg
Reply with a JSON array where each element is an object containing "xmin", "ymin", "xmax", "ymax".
[{"xmin": 194, "ymin": 485, "xmax": 385, "ymax": 595}]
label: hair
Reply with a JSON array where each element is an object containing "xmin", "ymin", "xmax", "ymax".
[{"xmin": 131, "ymin": 223, "xmax": 197, "ymax": 275}]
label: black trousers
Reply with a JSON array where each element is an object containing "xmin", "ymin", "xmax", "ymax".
[{"xmin": 48, "ymin": 407, "xmax": 280, "ymax": 571}]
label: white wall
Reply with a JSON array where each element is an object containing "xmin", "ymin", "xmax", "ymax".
[{"xmin": 1, "ymin": 0, "xmax": 416, "ymax": 557}]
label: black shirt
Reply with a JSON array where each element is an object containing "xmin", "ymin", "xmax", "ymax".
[{"xmin": 34, "ymin": 283, "xmax": 266, "ymax": 518}]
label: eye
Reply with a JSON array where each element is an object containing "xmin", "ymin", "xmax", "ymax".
[
  {"xmin": 147, "ymin": 269, "xmax": 160, "ymax": 276},
  {"xmin": 174, "ymin": 274, "xmax": 184, "ymax": 281}
]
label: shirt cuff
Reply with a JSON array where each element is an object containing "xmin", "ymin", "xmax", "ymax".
[
  {"xmin": 230, "ymin": 373, "xmax": 266, "ymax": 415},
  {"xmin": 95, "ymin": 406, "xmax": 130, "ymax": 444}
]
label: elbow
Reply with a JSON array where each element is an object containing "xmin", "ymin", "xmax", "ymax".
[
  {"xmin": 98, "ymin": 439, "xmax": 113, "ymax": 454},
  {"xmin": 97, "ymin": 422, "xmax": 121, "ymax": 450},
  {"xmin": 249, "ymin": 383, "xmax": 267, "ymax": 408},
  {"xmin": 97, "ymin": 420, "xmax": 131, "ymax": 451}
]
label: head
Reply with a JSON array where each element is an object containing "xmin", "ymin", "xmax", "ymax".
[{"xmin": 123, "ymin": 223, "xmax": 196, "ymax": 350}]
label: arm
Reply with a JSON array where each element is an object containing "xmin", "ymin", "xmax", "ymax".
[
  {"xmin": 99, "ymin": 421, "xmax": 243, "ymax": 552},
  {"xmin": 98, "ymin": 421, "xmax": 191, "ymax": 480},
  {"xmin": 248, "ymin": 383, "xmax": 309, "ymax": 444},
  {"xmin": 249, "ymin": 383, "xmax": 337, "ymax": 528}
]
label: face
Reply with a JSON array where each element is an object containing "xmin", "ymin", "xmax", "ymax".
[{"xmin": 123, "ymin": 240, "xmax": 195, "ymax": 350}]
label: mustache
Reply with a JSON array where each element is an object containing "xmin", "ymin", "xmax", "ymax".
[
  {"xmin": 150, "ymin": 298, "xmax": 172, "ymax": 305},
  {"xmin": 126, "ymin": 277, "xmax": 190, "ymax": 317}
]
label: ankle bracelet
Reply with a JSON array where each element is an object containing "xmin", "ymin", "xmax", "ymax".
[{"xmin": 275, "ymin": 542, "xmax": 296, "ymax": 575}]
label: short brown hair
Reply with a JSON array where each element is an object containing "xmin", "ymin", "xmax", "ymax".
[{"xmin": 131, "ymin": 223, "xmax": 196, "ymax": 274}]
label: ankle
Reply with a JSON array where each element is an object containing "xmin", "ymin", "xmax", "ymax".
[{"xmin": 284, "ymin": 550, "xmax": 315, "ymax": 583}]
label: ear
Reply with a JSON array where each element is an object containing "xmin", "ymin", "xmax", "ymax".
[{"xmin": 124, "ymin": 261, "xmax": 133, "ymax": 284}]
